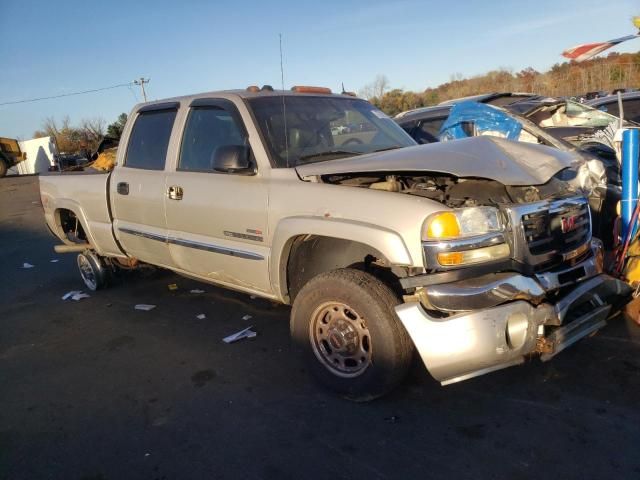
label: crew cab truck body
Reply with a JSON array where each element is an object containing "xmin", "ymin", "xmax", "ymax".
[{"xmin": 40, "ymin": 88, "xmax": 630, "ymax": 399}]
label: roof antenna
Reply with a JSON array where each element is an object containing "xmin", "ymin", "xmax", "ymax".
[
  {"xmin": 340, "ymin": 81, "xmax": 355, "ymax": 97},
  {"xmin": 279, "ymin": 33, "xmax": 289, "ymax": 167}
]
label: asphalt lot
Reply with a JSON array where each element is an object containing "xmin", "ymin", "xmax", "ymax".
[{"xmin": 2, "ymin": 175, "xmax": 640, "ymax": 479}]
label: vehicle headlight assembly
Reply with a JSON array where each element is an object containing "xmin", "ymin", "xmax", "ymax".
[
  {"xmin": 423, "ymin": 207, "xmax": 502, "ymax": 240},
  {"xmin": 422, "ymin": 207, "xmax": 510, "ymax": 267}
]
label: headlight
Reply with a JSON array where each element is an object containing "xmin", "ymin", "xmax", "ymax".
[
  {"xmin": 422, "ymin": 206, "xmax": 503, "ymax": 240},
  {"xmin": 422, "ymin": 206, "xmax": 509, "ymax": 268}
]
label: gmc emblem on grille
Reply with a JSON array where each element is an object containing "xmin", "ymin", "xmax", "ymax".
[{"xmin": 561, "ymin": 214, "xmax": 579, "ymax": 233}]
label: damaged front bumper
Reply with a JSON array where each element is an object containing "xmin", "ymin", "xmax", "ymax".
[{"xmin": 395, "ymin": 241, "xmax": 631, "ymax": 386}]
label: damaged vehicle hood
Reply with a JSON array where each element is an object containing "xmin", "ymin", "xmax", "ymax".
[{"xmin": 296, "ymin": 136, "xmax": 579, "ymax": 186}]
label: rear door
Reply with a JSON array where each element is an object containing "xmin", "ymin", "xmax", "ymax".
[
  {"xmin": 164, "ymin": 98, "xmax": 270, "ymax": 293},
  {"xmin": 110, "ymin": 103, "xmax": 179, "ymax": 268}
]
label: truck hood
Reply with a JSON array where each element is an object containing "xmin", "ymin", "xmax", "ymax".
[{"xmin": 296, "ymin": 136, "xmax": 579, "ymax": 186}]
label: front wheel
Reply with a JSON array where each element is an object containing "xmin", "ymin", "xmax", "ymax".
[{"xmin": 290, "ymin": 268, "xmax": 413, "ymax": 401}]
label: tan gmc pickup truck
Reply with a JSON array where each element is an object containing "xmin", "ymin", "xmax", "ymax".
[{"xmin": 40, "ymin": 86, "xmax": 630, "ymax": 400}]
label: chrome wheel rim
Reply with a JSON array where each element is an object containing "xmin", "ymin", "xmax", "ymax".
[
  {"xmin": 78, "ymin": 254, "xmax": 97, "ymax": 290},
  {"xmin": 309, "ymin": 302, "xmax": 372, "ymax": 378}
]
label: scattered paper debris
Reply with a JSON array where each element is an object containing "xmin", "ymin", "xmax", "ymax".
[
  {"xmin": 190, "ymin": 289, "xmax": 205, "ymax": 294},
  {"xmin": 22, "ymin": 262, "xmax": 34, "ymax": 269},
  {"xmin": 50, "ymin": 259, "xmax": 59, "ymax": 263},
  {"xmin": 62, "ymin": 290, "xmax": 90, "ymax": 301},
  {"xmin": 167, "ymin": 283, "xmax": 178, "ymax": 291},
  {"xmin": 196, "ymin": 313, "xmax": 206, "ymax": 320},
  {"xmin": 242, "ymin": 314, "xmax": 252, "ymax": 321},
  {"xmin": 223, "ymin": 326, "xmax": 257, "ymax": 344},
  {"xmin": 62, "ymin": 290, "xmax": 82, "ymax": 300},
  {"xmin": 135, "ymin": 304, "xmax": 156, "ymax": 311}
]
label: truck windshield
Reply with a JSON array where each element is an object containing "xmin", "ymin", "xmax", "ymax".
[
  {"xmin": 248, "ymin": 96, "xmax": 416, "ymax": 167},
  {"xmin": 562, "ymin": 100, "xmax": 621, "ymax": 128}
]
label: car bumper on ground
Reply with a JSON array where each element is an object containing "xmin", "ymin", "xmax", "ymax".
[{"xmin": 395, "ymin": 241, "xmax": 631, "ymax": 385}]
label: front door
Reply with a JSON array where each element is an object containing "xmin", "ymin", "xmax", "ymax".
[
  {"xmin": 111, "ymin": 104, "xmax": 178, "ymax": 268},
  {"xmin": 164, "ymin": 99, "xmax": 270, "ymax": 293}
]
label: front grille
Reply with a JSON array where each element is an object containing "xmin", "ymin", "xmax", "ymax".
[
  {"xmin": 522, "ymin": 201, "xmax": 590, "ymax": 257},
  {"xmin": 506, "ymin": 196, "xmax": 592, "ymax": 271}
]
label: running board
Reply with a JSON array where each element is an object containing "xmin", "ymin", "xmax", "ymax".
[{"xmin": 540, "ymin": 304, "xmax": 611, "ymax": 361}]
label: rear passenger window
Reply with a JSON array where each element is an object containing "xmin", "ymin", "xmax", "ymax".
[
  {"xmin": 623, "ymin": 99, "xmax": 640, "ymax": 123},
  {"xmin": 415, "ymin": 118, "xmax": 446, "ymax": 144},
  {"xmin": 598, "ymin": 101, "xmax": 619, "ymax": 117},
  {"xmin": 179, "ymin": 107, "xmax": 246, "ymax": 172},
  {"xmin": 125, "ymin": 109, "xmax": 177, "ymax": 170}
]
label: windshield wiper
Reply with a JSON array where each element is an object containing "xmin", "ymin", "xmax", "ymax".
[{"xmin": 297, "ymin": 150, "xmax": 363, "ymax": 164}]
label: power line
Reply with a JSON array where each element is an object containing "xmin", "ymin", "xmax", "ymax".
[
  {"xmin": 0, "ymin": 82, "xmax": 134, "ymax": 106},
  {"xmin": 127, "ymin": 84, "xmax": 139, "ymax": 103}
]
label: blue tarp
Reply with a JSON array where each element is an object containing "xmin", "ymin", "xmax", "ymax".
[{"xmin": 439, "ymin": 101, "xmax": 522, "ymax": 142}]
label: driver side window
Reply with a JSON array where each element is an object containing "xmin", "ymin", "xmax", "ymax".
[{"xmin": 179, "ymin": 106, "xmax": 246, "ymax": 172}]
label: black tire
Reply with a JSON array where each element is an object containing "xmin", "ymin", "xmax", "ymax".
[
  {"xmin": 77, "ymin": 250, "xmax": 109, "ymax": 291},
  {"xmin": 0, "ymin": 160, "xmax": 7, "ymax": 178},
  {"xmin": 290, "ymin": 268, "xmax": 413, "ymax": 401}
]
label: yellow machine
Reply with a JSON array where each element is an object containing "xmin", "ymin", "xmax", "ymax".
[{"xmin": 0, "ymin": 137, "xmax": 26, "ymax": 177}]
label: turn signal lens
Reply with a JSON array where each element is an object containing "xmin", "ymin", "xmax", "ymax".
[
  {"xmin": 437, "ymin": 244, "xmax": 510, "ymax": 266},
  {"xmin": 426, "ymin": 212, "xmax": 460, "ymax": 239},
  {"xmin": 436, "ymin": 252, "xmax": 465, "ymax": 266}
]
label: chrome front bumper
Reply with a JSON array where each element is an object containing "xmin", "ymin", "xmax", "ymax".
[
  {"xmin": 419, "ymin": 249, "xmax": 603, "ymax": 312},
  {"xmin": 395, "ymin": 243, "xmax": 631, "ymax": 386}
]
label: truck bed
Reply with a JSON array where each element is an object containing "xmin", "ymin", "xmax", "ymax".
[{"xmin": 39, "ymin": 171, "xmax": 124, "ymax": 257}]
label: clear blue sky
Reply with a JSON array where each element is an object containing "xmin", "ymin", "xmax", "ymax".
[{"xmin": 1, "ymin": 0, "xmax": 638, "ymax": 139}]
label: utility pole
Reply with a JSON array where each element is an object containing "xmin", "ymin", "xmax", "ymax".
[{"xmin": 134, "ymin": 77, "xmax": 150, "ymax": 102}]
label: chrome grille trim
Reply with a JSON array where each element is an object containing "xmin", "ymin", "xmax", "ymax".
[{"xmin": 503, "ymin": 196, "xmax": 592, "ymax": 269}]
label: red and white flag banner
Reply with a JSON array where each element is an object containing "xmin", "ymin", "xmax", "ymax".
[{"xmin": 562, "ymin": 34, "xmax": 639, "ymax": 62}]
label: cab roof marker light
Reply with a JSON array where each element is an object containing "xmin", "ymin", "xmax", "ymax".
[{"xmin": 291, "ymin": 86, "xmax": 332, "ymax": 94}]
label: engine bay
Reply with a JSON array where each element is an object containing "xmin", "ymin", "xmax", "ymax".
[{"xmin": 320, "ymin": 171, "xmax": 577, "ymax": 208}]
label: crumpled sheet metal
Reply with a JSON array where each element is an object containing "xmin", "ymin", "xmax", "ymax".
[{"xmin": 437, "ymin": 100, "xmax": 606, "ymax": 193}]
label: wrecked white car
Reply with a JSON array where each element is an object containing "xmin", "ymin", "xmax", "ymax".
[{"xmin": 39, "ymin": 87, "xmax": 630, "ymax": 399}]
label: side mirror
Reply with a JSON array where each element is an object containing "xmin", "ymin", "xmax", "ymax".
[{"xmin": 212, "ymin": 145, "xmax": 253, "ymax": 174}]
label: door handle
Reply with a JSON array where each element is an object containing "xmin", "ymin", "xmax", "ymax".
[
  {"xmin": 117, "ymin": 182, "xmax": 129, "ymax": 195},
  {"xmin": 167, "ymin": 185, "xmax": 183, "ymax": 200}
]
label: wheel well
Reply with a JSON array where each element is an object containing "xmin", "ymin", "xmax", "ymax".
[
  {"xmin": 285, "ymin": 235, "xmax": 404, "ymax": 303},
  {"xmin": 55, "ymin": 208, "xmax": 88, "ymax": 243}
]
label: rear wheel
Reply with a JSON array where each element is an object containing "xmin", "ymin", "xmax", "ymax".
[
  {"xmin": 291, "ymin": 268, "xmax": 413, "ymax": 401},
  {"xmin": 0, "ymin": 160, "xmax": 7, "ymax": 178},
  {"xmin": 77, "ymin": 250, "xmax": 109, "ymax": 291}
]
